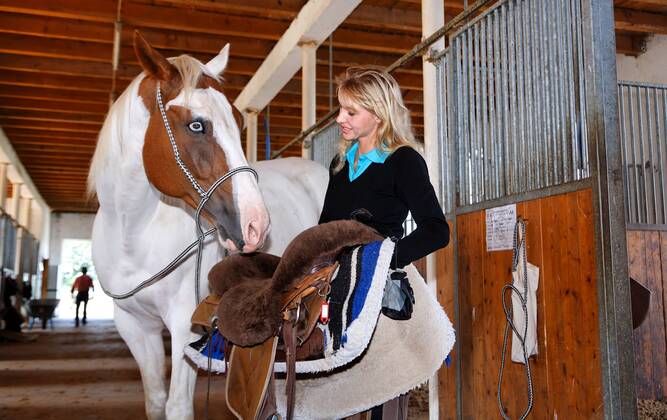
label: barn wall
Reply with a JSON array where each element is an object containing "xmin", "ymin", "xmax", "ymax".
[
  {"xmin": 617, "ymin": 35, "xmax": 667, "ymax": 84},
  {"xmin": 627, "ymin": 229, "xmax": 667, "ymax": 400},
  {"xmin": 44, "ymin": 212, "xmax": 95, "ymax": 297},
  {"xmin": 437, "ymin": 188, "xmax": 604, "ymax": 419}
]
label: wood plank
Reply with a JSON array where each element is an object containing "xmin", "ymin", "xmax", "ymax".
[
  {"xmin": 0, "ymin": 12, "xmax": 114, "ymax": 42},
  {"xmin": 0, "ymin": 33, "xmax": 113, "ymax": 62},
  {"xmin": 628, "ymin": 229, "xmax": 653, "ymax": 398},
  {"xmin": 0, "ymin": 98, "xmax": 108, "ymax": 115},
  {"xmin": 0, "ymin": 85, "xmax": 108, "ymax": 104},
  {"xmin": 642, "ymin": 230, "xmax": 667, "ymax": 399},
  {"xmin": 615, "ymin": 7, "xmax": 667, "ymax": 34},
  {"xmin": 0, "ymin": 70, "xmax": 111, "ymax": 92},
  {"xmin": 0, "ymin": 0, "xmax": 117, "ymax": 23},
  {"xmin": 436, "ymin": 236, "xmax": 457, "ymax": 418}
]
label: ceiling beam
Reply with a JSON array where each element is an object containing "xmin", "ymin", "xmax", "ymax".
[
  {"xmin": 615, "ymin": 7, "xmax": 667, "ymax": 34},
  {"xmin": 234, "ymin": 0, "xmax": 362, "ymax": 113}
]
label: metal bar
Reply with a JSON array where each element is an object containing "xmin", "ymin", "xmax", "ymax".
[
  {"xmin": 467, "ymin": 30, "xmax": 475, "ymax": 204},
  {"xmin": 618, "ymin": 86, "xmax": 633, "ymax": 224},
  {"xmin": 487, "ymin": 12, "xmax": 497, "ymax": 200},
  {"xmin": 646, "ymin": 87, "xmax": 659, "ymax": 224},
  {"xmin": 524, "ymin": 0, "xmax": 535, "ymax": 192},
  {"xmin": 474, "ymin": 22, "xmax": 482, "ymax": 203},
  {"xmin": 480, "ymin": 18, "xmax": 490, "ymax": 201},
  {"xmin": 514, "ymin": 0, "xmax": 526, "ymax": 193},
  {"xmin": 456, "ymin": 178, "xmax": 593, "ymax": 215},
  {"xmin": 661, "ymin": 89, "xmax": 667, "ymax": 223},
  {"xmin": 493, "ymin": 9, "xmax": 503, "ymax": 198},
  {"xmin": 507, "ymin": 0, "xmax": 517, "ymax": 195},
  {"xmin": 576, "ymin": 0, "xmax": 590, "ymax": 177},
  {"xmin": 564, "ymin": 0, "xmax": 577, "ymax": 183},
  {"xmin": 628, "ymin": 86, "xmax": 642, "ymax": 222},
  {"xmin": 582, "ymin": 0, "xmax": 637, "ymax": 416},
  {"xmin": 556, "ymin": 0, "xmax": 568, "ymax": 184},
  {"xmin": 637, "ymin": 85, "xmax": 648, "ymax": 223},
  {"xmin": 501, "ymin": 3, "xmax": 511, "ymax": 196}
]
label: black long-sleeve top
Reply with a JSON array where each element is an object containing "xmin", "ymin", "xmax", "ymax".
[{"xmin": 318, "ymin": 146, "xmax": 450, "ymax": 268}]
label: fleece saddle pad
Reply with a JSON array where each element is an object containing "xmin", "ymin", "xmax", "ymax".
[{"xmin": 185, "ymin": 239, "xmax": 456, "ymax": 419}]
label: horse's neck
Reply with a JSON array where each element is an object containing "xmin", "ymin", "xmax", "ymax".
[{"xmin": 95, "ymin": 80, "xmax": 164, "ymax": 240}]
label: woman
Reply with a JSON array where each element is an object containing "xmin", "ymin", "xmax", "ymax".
[{"xmin": 318, "ymin": 66, "xmax": 450, "ymax": 419}]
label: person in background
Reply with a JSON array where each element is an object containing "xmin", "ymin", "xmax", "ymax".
[{"xmin": 71, "ymin": 266, "xmax": 94, "ymax": 327}]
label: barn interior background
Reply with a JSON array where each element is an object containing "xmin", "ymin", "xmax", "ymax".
[{"xmin": 0, "ymin": 0, "xmax": 666, "ymax": 419}]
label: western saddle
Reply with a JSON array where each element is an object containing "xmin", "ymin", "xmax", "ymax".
[{"xmin": 192, "ymin": 220, "xmax": 383, "ymax": 420}]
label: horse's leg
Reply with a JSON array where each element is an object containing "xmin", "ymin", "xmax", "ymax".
[
  {"xmin": 164, "ymin": 313, "xmax": 198, "ymax": 420},
  {"xmin": 114, "ymin": 304, "xmax": 168, "ymax": 420}
]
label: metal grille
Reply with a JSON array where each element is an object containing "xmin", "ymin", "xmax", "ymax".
[
  {"xmin": 445, "ymin": 0, "xmax": 590, "ymax": 207},
  {"xmin": 618, "ymin": 81, "xmax": 667, "ymax": 225},
  {"xmin": 312, "ymin": 119, "xmax": 340, "ymax": 170},
  {"xmin": 436, "ymin": 50, "xmax": 454, "ymax": 214}
]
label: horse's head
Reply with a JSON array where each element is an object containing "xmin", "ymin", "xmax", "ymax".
[{"xmin": 133, "ymin": 32, "xmax": 269, "ymax": 253}]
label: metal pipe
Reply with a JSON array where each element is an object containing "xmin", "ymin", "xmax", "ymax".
[
  {"xmin": 646, "ymin": 87, "xmax": 658, "ymax": 223},
  {"xmin": 515, "ymin": 0, "xmax": 527, "ymax": 192},
  {"xmin": 500, "ymin": 3, "xmax": 510, "ymax": 196},
  {"xmin": 637, "ymin": 85, "xmax": 648, "ymax": 223},
  {"xmin": 493, "ymin": 9, "xmax": 503, "ymax": 198},
  {"xmin": 618, "ymin": 86, "xmax": 632, "ymax": 224},
  {"xmin": 627, "ymin": 86, "xmax": 641, "ymax": 222},
  {"xmin": 480, "ymin": 19, "xmax": 489, "ymax": 201},
  {"xmin": 661, "ymin": 89, "xmax": 667, "ymax": 223},
  {"xmin": 474, "ymin": 22, "xmax": 482, "ymax": 203}
]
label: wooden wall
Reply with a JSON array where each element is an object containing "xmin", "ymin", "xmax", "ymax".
[
  {"xmin": 627, "ymin": 229, "xmax": 667, "ymax": 400},
  {"xmin": 437, "ymin": 188, "xmax": 604, "ymax": 419}
]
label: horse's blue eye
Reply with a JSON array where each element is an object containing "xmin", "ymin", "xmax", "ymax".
[{"xmin": 188, "ymin": 121, "xmax": 204, "ymax": 133}]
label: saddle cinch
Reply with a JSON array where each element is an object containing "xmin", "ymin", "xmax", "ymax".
[{"xmin": 191, "ymin": 220, "xmax": 383, "ymax": 420}]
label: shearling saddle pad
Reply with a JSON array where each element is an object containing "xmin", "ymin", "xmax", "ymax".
[{"xmin": 274, "ymin": 264, "xmax": 455, "ymax": 419}]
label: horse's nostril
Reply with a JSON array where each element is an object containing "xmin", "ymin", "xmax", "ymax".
[{"xmin": 246, "ymin": 221, "xmax": 260, "ymax": 245}]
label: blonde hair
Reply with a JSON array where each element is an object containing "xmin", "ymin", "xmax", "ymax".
[{"xmin": 332, "ymin": 66, "xmax": 418, "ymax": 173}]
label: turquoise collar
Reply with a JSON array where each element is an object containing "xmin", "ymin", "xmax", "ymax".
[{"xmin": 346, "ymin": 142, "xmax": 389, "ymax": 181}]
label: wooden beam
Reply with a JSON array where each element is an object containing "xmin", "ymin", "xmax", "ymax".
[
  {"xmin": 4, "ymin": 129, "xmax": 97, "ymax": 140},
  {"xmin": 234, "ymin": 0, "xmax": 361, "ymax": 113},
  {"xmin": 615, "ymin": 8, "xmax": 667, "ymax": 35},
  {"xmin": 0, "ymin": 98, "xmax": 108, "ymax": 115},
  {"xmin": 0, "ymin": 109, "xmax": 104, "ymax": 124},
  {"xmin": 0, "ymin": 85, "xmax": 108, "ymax": 104},
  {"xmin": 0, "ymin": 54, "xmax": 115, "ymax": 79},
  {"xmin": 0, "ymin": 118, "xmax": 101, "ymax": 133},
  {"xmin": 0, "ymin": 0, "xmax": 117, "ymax": 23},
  {"xmin": 0, "ymin": 69, "xmax": 111, "ymax": 92},
  {"xmin": 615, "ymin": 32, "xmax": 648, "ymax": 56},
  {"xmin": 0, "ymin": 12, "xmax": 114, "ymax": 41},
  {"xmin": 0, "ymin": 33, "xmax": 113, "ymax": 62}
]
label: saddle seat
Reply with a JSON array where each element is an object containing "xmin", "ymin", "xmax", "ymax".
[{"xmin": 202, "ymin": 220, "xmax": 383, "ymax": 420}]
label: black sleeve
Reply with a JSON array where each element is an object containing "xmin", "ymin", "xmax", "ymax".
[
  {"xmin": 318, "ymin": 156, "xmax": 339, "ymax": 224},
  {"xmin": 391, "ymin": 147, "xmax": 449, "ymax": 268}
]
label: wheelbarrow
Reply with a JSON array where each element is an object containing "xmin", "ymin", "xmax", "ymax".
[{"xmin": 28, "ymin": 299, "xmax": 60, "ymax": 330}]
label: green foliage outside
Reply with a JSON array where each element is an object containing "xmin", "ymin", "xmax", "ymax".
[{"xmin": 60, "ymin": 239, "xmax": 96, "ymax": 289}]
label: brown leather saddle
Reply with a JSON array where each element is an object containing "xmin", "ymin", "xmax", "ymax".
[{"xmin": 193, "ymin": 220, "xmax": 383, "ymax": 420}]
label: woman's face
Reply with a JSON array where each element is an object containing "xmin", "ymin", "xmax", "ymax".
[{"xmin": 336, "ymin": 95, "xmax": 381, "ymax": 144}]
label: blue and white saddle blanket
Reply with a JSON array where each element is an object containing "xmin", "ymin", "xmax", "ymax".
[{"xmin": 185, "ymin": 238, "xmax": 395, "ymax": 374}]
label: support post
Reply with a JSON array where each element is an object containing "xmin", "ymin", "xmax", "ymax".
[
  {"xmin": 583, "ymin": 0, "xmax": 637, "ymax": 418},
  {"xmin": 422, "ymin": 1, "xmax": 445, "ymax": 419},
  {"xmin": 301, "ymin": 41, "xmax": 317, "ymax": 160},
  {"xmin": 246, "ymin": 110, "xmax": 258, "ymax": 163},
  {"xmin": 0, "ymin": 162, "xmax": 8, "ymax": 211}
]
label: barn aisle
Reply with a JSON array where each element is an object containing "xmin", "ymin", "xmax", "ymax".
[{"xmin": 0, "ymin": 319, "xmax": 230, "ymax": 420}]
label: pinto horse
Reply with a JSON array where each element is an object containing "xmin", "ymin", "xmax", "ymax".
[{"xmin": 88, "ymin": 32, "xmax": 327, "ymax": 420}]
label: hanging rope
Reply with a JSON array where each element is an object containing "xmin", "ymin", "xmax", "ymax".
[{"xmin": 497, "ymin": 217, "xmax": 534, "ymax": 420}]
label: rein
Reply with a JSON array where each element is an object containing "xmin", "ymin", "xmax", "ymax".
[{"xmin": 99, "ymin": 81, "xmax": 258, "ymax": 304}]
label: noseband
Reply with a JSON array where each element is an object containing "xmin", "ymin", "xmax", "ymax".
[{"xmin": 100, "ymin": 81, "xmax": 259, "ymax": 303}]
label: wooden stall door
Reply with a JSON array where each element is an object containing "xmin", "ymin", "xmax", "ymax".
[
  {"xmin": 627, "ymin": 230, "xmax": 667, "ymax": 400},
  {"xmin": 439, "ymin": 189, "xmax": 604, "ymax": 419}
]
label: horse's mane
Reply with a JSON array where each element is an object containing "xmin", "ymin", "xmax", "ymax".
[{"xmin": 87, "ymin": 55, "xmax": 221, "ymax": 198}]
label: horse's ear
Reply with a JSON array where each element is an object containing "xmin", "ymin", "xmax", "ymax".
[
  {"xmin": 206, "ymin": 44, "xmax": 230, "ymax": 77},
  {"xmin": 134, "ymin": 30, "xmax": 178, "ymax": 81}
]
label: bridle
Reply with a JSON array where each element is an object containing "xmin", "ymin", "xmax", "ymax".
[{"xmin": 100, "ymin": 81, "xmax": 258, "ymax": 304}]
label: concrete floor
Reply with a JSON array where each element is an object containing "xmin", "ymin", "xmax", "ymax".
[
  {"xmin": 0, "ymin": 319, "xmax": 231, "ymax": 420},
  {"xmin": 0, "ymin": 319, "xmax": 429, "ymax": 419}
]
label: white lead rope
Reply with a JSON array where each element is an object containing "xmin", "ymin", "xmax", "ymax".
[{"xmin": 99, "ymin": 82, "xmax": 258, "ymax": 303}]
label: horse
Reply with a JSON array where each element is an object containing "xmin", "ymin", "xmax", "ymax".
[{"xmin": 87, "ymin": 32, "xmax": 328, "ymax": 420}]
